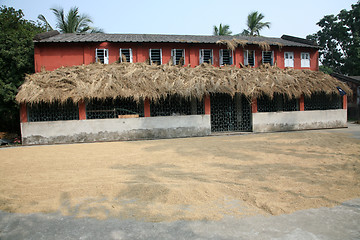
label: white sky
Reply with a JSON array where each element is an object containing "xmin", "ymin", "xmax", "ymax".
[{"xmin": 1, "ymin": 0, "xmax": 357, "ymax": 38}]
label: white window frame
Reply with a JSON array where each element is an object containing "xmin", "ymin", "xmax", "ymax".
[
  {"xmin": 301, "ymin": 52, "xmax": 310, "ymax": 68},
  {"xmin": 262, "ymin": 51, "xmax": 274, "ymax": 65},
  {"xmin": 284, "ymin": 52, "xmax": 294, "ymax": 67},
  {"xmin": 95, "ymin": 48, "xmax": 109, "ymax": 64},
  {"xmin": 171, "ymin": 49, "xmax": 185, "ymax": 65},
  {"xmin": 119, "ymin": 48, "xmax": 133, "ymax": 63},
  {"xmin": 199, "ymin": 49, "xmax": 213, "ymax": 64},
  {"xmin": 149, "ymin": 49, "xmax": 162, "ymax": 65},
  {"xmin": 219, "ymin": 49, "xmax": 233, "ymax": 66},
  {"xmin": 244, "ymin": 50, "xmax": 255, "ymax": 67}
]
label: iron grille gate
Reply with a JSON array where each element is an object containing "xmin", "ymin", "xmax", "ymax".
[{"xmin": 210, "ymin": 93, "xmax": 252, "ymax": 132}]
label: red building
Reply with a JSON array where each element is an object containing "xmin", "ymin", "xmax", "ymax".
[
  {"xmin": 16, "ymin": 31, "xmax": 348, "ymax": 145},
  {"xmin": 33, "ymin": 31, "xmax": 319, "ymax": 72}
]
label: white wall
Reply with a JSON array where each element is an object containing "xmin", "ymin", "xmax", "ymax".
[
  {"xmin": 252, "ymin": 109, "xmax": 347, "ymax": 132},
  {"xmin": 21, "ymin": 115, "xmax": 211, "ymax": 145}
]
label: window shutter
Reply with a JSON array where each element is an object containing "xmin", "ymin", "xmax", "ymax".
[
  {"xmin": 95, "ymin": 48, "xmax": 99, "ymax": 63},
  {"xmin": 160, "ymin": 49, "xmax": 162, "ymax": 65},
  {"xmin": 244, "ymin": 50, "xmax": 248, "ymax": 66},
  {"xmin": 171, "ymin": 49, "xmax": 175, "ymax": 65},
  {"xmin": 200, "ymin": 49, "xmax": 204, "ymax": 64},
  {"xmin": 182, "ymin": 49, "xmax": 185, "ymax": 65},
  {"xmin": 149, "ymin": 49, "xmax": 152, "ymax": 64},
  {"xmin": 129, "ymin": 48, "xmax": 133, "ymax": 63},
  {"xmin": 104, "ymin": 49, "xmax": 109, "ymax": 64},
  {"xmin": 219, "ymin": 49, "xmax": 224, "ymax": 66}
]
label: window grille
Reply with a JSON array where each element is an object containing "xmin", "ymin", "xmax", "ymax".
[
  {"xmin": 96, "ymin": 49, "xmax": 109, "ymax": 64},
  {"xmin": 171, "ymin": 49, "xmax": 185, "ymax": 65},
  {"xmin": 199, "ymin": 49, "xmax": 213, "ymax": 64},
  {"xmin": 257, "ymin": 94, "xmax": 299, "ymax": 112},
  {"xmin": 210, "ymin": 93, "xmax": 252, "ymax": 132},
  {"xmin": 220, "ymin": 49, "xmax": 233, "ymax": 66},
  {"xmin": 149, "ymin": 49, "xmax": 162, "ymax": 65},
  {"xmin": 119, "ymin": 48, "xmax": 133, "ymax": 63},
  {"xmin": 262, "ymin": 51, "xmax": 273, "ymax": 65},
  {"xmin": 244, "ymin": 50, "xmax": 255, "ymax": 66},
  {"xmin": 86, "ymin": 98, "xmax": 144, "ymax": 119},
  {"xmin": 301, "ymin": 52, "xmax": 310, "ymax": 68},
  {"xmin": 304, "ymin": 92, "xmax": 342, "ymax": 110},
  {"xmin": 28, "ymin": 100, "xmax": 79, "ymax": 122},
  {"xmin": 150, "ymin": 95, "xmax": 204, "ymax": 116}
]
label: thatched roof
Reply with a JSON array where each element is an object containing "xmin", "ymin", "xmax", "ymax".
[{"xmin": 16, "ymin": 62, "xmax": 351, "ymax": 104}]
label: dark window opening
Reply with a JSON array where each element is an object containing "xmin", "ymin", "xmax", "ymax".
[
  {"xmin": 151, "ymin": 95, "xmax": 204, "ymax": 117},
  {"xmin": 262, "ymin": 51, "xmax": 273, "ymax": 65},
  {"xmin": 172, "ymin": 49, "xmax": 185, "ymax": 65},
  {"xmin": 245, "ymin": 50, "xmax": 255, "ymax": 66},
  {"xmin": 220, "ymin": 49, "xmax": 233, "ymax": 66},
  {"xmin": 304, "ymin": 92, "xmax": 342, "ymax": 110},
  {"xmin": 150, "ymin": 49, "xmax": 162, "ymax": 65},
  {"xmin": 120, "ymin": 49, "xmax": 132, "ymax": 63},
  {"xmin": 86, "ymin": 98, "xmax": 144, "ymax": 119},
  {"xmin": 96, "ymin": 49, "xmax": 108, "ymax": 64},
  {"xmin": 257, "ymin": 94, "xmax": 299, "ymax": 112},
  {"xmin": 28, "ymin": 100, "xmax": 79, "ymax": 122},
  {"xmin": 200, "ymin": 49, "xmax": 213, "ymax": 64}
]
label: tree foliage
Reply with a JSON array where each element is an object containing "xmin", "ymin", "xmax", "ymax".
[
  {"xmin": 241, "ymin": 11, "xmax": 270, "ymax": 36},
  {"xmin": 0, "ymin": 6, "xmax": 44, "ymax": 131},
  {"xmin": 38, "ymin": 6, "xmax": 103, "ymax": 33},
  {"xmin": 307, "ymin": 1, "xmax": 360, "ymax": 75},
  {"xmin": 213, "ymin": 23, "xmax": 232, "ymax": 36}
]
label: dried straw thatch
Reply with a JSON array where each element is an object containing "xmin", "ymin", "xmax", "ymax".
[
  {"xmin": 217, "ymin": 38, "xmax": 284, "ymax": 51},
  {"xmin": 16, "ymin": 62, "xmax": 350, "ymax": 104}
]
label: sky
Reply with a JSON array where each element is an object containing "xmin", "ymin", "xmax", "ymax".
[{"xmin": 1, "ymin": 0, "xmax": 357, "ymax": 38}]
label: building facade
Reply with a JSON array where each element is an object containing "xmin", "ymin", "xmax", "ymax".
[{"xmin": 17, "ymin": 32, "xmax": 348, "ymax": 144}]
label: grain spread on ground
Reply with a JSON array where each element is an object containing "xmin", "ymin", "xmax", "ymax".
[{"xmin": 0, "ymin": 130, "xmax": 359, "ymax": 222}]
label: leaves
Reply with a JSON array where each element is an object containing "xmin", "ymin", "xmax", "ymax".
[
  {"xmin": 38, "ymin": 6, "xmax": 103, "ymax": 33},
  {"xmin": 213, "ymin": 23, "xmax": 232, "ymax": 36},
  {"xmin": 308, "ymin": 1, "xmax": 360, "ymax": 75},
  {"xmin": 242, "ymin": 11, "xmax": 270, "ymax": 36},
  {"xmin": 0, "ymin": 6, "xmax": 44, "ymax": 131}
]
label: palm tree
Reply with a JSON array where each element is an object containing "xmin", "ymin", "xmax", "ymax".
[
  {"xmin": 241, "ymin": 11, "xmax": 270, "ymax": 36},
  {"xmin": 38, "ymin": 6, "xmax": 103, "ymax": 33},
  {"xmin": 213, "ymin": 23, "xmax": 232, "ymax": 36}
]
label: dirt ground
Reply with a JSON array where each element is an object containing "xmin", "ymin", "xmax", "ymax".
[{"xmin": 0, "ymin": 129, "xmax": 359, "ymax": 222}]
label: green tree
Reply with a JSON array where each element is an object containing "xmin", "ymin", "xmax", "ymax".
[
  {"xmin": 0, "ymin": 6, "xmax": 44, "ymax": 132},
  {"xmin": 213, "ymin": 23, "xmax": 232, "ymax": 36},
  {"xmin": 241, "ymin": 11, "xmax": 270, "ymax": 36},
  {"xmin": 38, "ymin": 6, "xmax": 103, "ymax": 33},
  {"xmin": 307, "ymin": 1, "xmax": 360, "ymax": 75}
]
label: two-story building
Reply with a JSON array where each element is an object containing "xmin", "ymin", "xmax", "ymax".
[{"xmin": 16, "ymin": 31, "xmax": 350, "ymax": 144}]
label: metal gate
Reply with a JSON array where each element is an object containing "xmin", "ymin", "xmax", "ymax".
[{"xmin": 210, "ymin": 93, "xmax": 252, "ymax": 132}]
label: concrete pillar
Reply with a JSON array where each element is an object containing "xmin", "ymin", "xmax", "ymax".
[
  {"xmin": 144, "ymin": 98, "xmax": 151, "ymax": 117},
  {"xmin": 204, "ymin": 95, "xmax": 211, "ymax": 115},
  {"xmin": 20, "ymin": 103, "xmax": 28, "ymax": 123},
  {"xmin": 79, "ymin": 100, "xmax": 86, "ymax": 120}
]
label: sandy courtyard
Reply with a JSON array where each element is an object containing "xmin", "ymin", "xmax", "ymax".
[{"xmin": 1, "ymin": 128, "xmax": 359, "ymax": 222}]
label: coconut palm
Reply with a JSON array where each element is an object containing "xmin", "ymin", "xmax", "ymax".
[
  {"xmin": 38, "ymin": 6, "xmax": 103, "ymax": 33},
  {"xmin": 241, "ymin": 11, "xmax": 270, "ymax": 36},
  {"xmin": 213, "ymin": 23, "xmax": 232, "ymax": 36}
]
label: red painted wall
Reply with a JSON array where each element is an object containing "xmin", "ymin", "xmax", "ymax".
[{"xmin": 34, "ymin": 42, "xmax": 319, "ymax": 72}]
